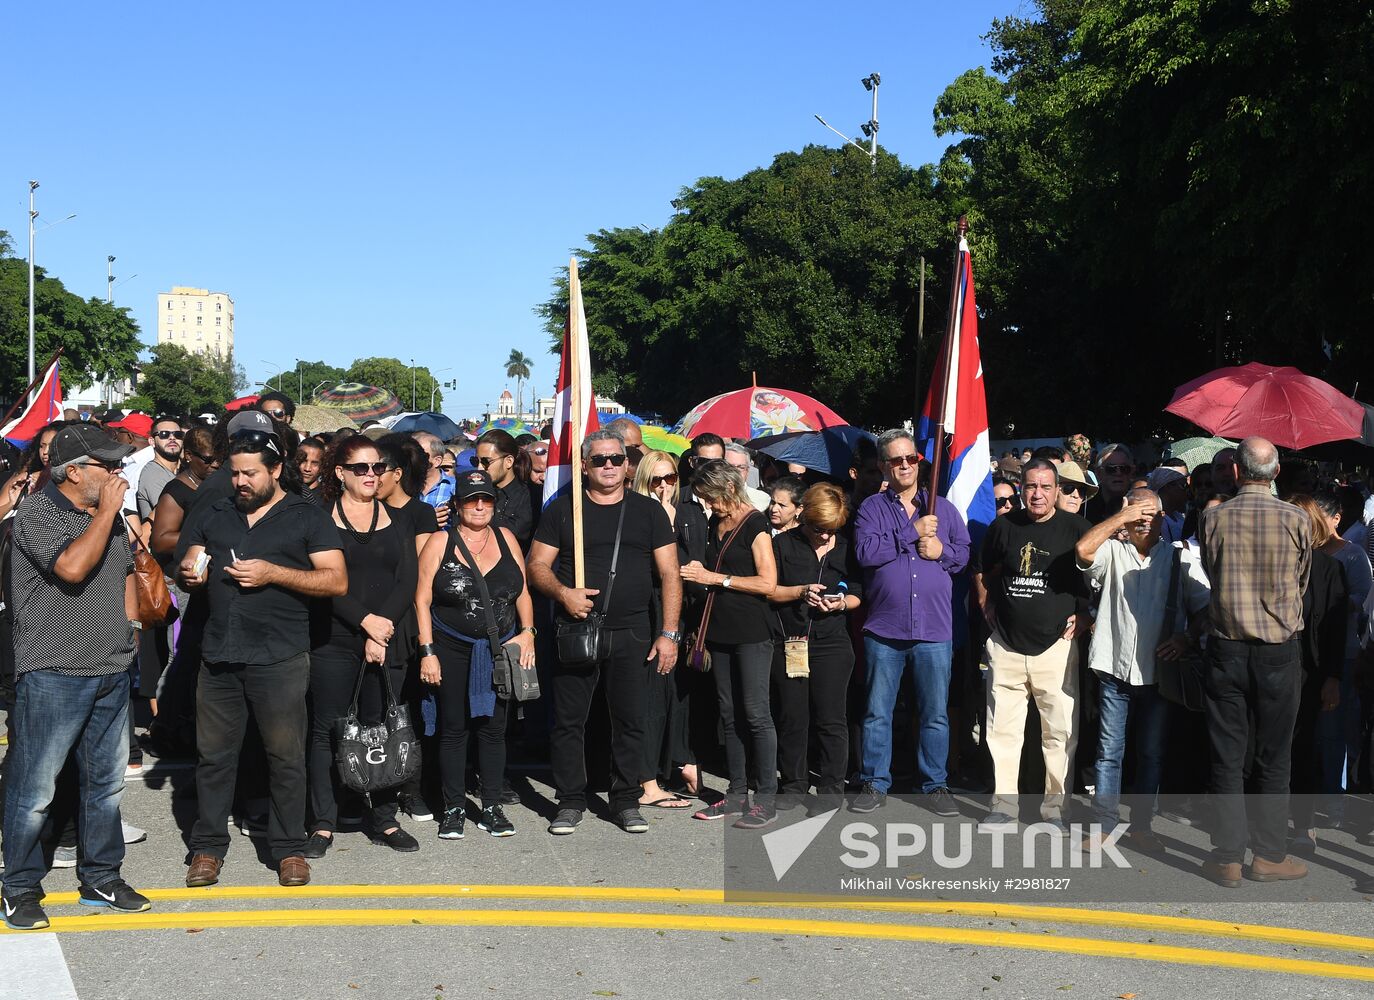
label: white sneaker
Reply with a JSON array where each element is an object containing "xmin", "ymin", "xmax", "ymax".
[
  {"xmin": 51, "ymin": 845, "xmax": 78, "ymax": 869},
  {"xmin": 124, "ymin": 762, "xmax": 145, "ymax": 780},
  {"xmin": 122, "ymin": 821, "xmax": 147, "ymax": 845}
]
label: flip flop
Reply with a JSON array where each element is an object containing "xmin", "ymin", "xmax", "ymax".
[{"xmin": 640, "ymin": 795, "xmax": 693, "ymax": 809}]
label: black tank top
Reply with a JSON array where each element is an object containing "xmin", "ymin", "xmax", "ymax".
[{"xmin": 431, "ymin": 526, "xmax": 522, "ymax": 639}]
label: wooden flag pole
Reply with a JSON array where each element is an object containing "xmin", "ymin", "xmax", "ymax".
[
  {"xmin": 0, "ymin": 348, "xmax": 63, "ymax": 432},
  {"xmin": 925, "ymin": 216, "xmax": 968, "ymax": 515},
  {"xmin": 569, "ymin": 258, "xmax": 587, "ymax": 589}
]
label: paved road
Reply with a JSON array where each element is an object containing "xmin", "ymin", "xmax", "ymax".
[{"xmin": 3, "ymin": 757, "xmax": 1374, "ymax": 1000}]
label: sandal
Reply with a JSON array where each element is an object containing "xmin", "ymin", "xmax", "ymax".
[
  {"xmin": 679, "ymin": 764, "xmax": 701, "ymax": 796},
  {"xmin": 640, "ymin": 794, "xmax": 693, "ymax": 809}
]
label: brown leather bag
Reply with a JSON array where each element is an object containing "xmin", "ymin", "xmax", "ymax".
[{"xmin": 125, "ymin": 517, "xmax": 172, "ymax": 627}]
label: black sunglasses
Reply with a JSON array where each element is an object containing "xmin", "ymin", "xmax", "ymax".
[
  {"xmin": 996, "ymin": 494, "xmax": 1018, "ymax": 508},
  {"xmin": 589, "ymin": 453, "xmax": 627, "ymax": 468},
  {"xmin": 1101, "ymin": 464, "xmax": 1132, "ymax": 475},
  {"xmin": 477, "ymin": 455, "xmax": 508, "ymax": 469},
  {"xmin": 1061, "ymin": 484, "xmax": 1084, "ymax": 498},
  {"xmin": 439, "ymin": 463, "xmax": 456, "ymax": 473},
  {"xmin": 154, "ymin": 429, "xmax": 186, "ymax": 440},
  {"xmin": 188, "ymin": 450, "xmax": 219, "ymax": 465},
  {"xmin": 81, "ymin": 460, "xmax": 124, "ymax": 472},
  {"xmin": 340, "ymin": 462, "xmax": 389, "ymax": 476},
  {"xmin": 230, "ymin": 429, "xmax": 281, "ymax": 456},
  {"xmin": 261, "ymin": 408, "xmax": 288, "ymax": 420},
  {"xmin": 528, "ymin": 447, "xmax": 548, "ymax": 456}
]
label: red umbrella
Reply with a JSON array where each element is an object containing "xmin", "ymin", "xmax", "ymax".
[
  {"xmin": 224, "ymin": 393, "xmax": 260, "ymax": 413},
  {"xmin": 677, "ymin": 385, "xmax": 848, "ymax": 440},
  {"xmin": 1165, "ymin": 363, "xmax": 1363, "ymax": 451}
]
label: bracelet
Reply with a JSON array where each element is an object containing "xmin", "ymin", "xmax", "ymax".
[
  {"xmin": 522, "ymin": 625, "xmax": 538, "ymax": 636},
  {"xmin": 418, "ymin": 642, "xmax": 437, "ymax": 658}
]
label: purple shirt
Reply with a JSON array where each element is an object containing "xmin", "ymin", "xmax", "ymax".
[{"xmin": 854, "ymin": 490, "xmax": 970, "ymax": 642}]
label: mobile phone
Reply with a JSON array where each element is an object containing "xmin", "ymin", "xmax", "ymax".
[
  {"xmin": 192, "ymin": 551, "xmax": 211, "ymax": 577},
  {"xmin": 821, "ymin": 591, "xmax": 844, "ymax": 601}
]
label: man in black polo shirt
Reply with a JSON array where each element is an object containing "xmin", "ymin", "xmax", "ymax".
[
  {"xmin": 178, "ymin": 430, "xmax": 345, "ymax": 888},
  {"xmin": 527, "ymin": 428, "xmax": 682, "ymax": 836},
  {"xmin": 2, "ymin": 426, "xmax": 152, "ymax": 930}
]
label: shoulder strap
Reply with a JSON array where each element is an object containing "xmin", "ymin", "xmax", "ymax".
[
  {"xmin": 710, "ymin": 512, "xmax": 753, "ymax": 572},
  {"xmin": 595, "ymin": 498, "xmax": 629, "ymax": 616},
  {"xmin": 1161, "ymin": 545, "xmax": 1185, "ymax": 640},
  {"xmin": 451, "ymin": 528, "xmax": 505, "ymax": 661}
]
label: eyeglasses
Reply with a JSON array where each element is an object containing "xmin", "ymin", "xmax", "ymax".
[
  {"xmin": 886, "ymin": 454, "xmax": 920, "ymax": 468},
  {"xmin": 1101, "ymin": 464, "xmax": 1132, "ymax": 475},
  {"xmin": 262, "ymin": 409, "xmax": 287, "ymax": 420},
  {"xmin": 528, "ymin": 447, "xmax": 548, "ymax": 456},
  {"xmin": 650, "ymin": 473, "xmax": 678, "ymax": 487},
  {"xmin": 340, "ymin": 462, "xmax": 389, "ymax": 476},
  {"xmin": 188, "ymin": 450, "xmax": 219, "ymax": 465},
  {"xmin": 439, "ymin": 464, "xmax": 456, "ymax": 474},
  {"xmin": 1060, "ymin": 484, "xmax": 1084, "ymax": 498},
  {"xmin": 589, "ymin": 453, "xmax": 627, "ymax": 468},
  {"xmin": 154, "ymin": 430, "xmax": 186, "ymax": 440},
  {"xmin": 477, "ymin": 456, "xmax": 508, "ymax": 469},
  {"xmin": 996, "ymin": 495, "xmax": 1017, "ymax": 508},
  {"xmin": 460, "ymin": 495, "xmax": 493, "ymax": 508},
  {"xmin": 81, "ymin": 460, "xmax": 123, "ymax": 472},
  {"xmin": 231, "ymin": 429, "xmax": 282, "ymax": 456}
]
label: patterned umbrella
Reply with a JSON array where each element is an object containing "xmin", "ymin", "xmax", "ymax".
[
  {"xmin": 676, "ymin": 385, "xmax": 848, "ymax": 441},
  {"xmin": 477, "ymin": 417, "xmax": 532, "ymax": 436},
  {"xmin": 293, "ymin": 405, "xmax": 358, "ymax": 435},
  {"xmin": 639, "ymin": 424, "xmax": 692, "ymax": 456},
  {"xmin": 1163, "ymin": 435, "xmax": 1235, "ymax": 472},
  {"xmin": 315, "ymin": 383, "xmax": 404, "ymax": 424}
]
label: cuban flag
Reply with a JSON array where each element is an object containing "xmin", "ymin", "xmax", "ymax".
[
  {"xmin": 544, "ymin": 258, "xmax": 599, "ymax": 508},
  {"xmin": 2, "ymin": 355, "xmax": 64, "ymax": 449},
  {"xmin": 917, "ymin": 234, "xmax": 996, "ymax": 545}
]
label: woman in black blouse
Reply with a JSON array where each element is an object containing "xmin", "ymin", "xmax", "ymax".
[
  {"xmin": 681, "ymin": 460, "xmax": 778, "ymax": 828},
  {"xmin": 769, "ymin": 483, "xmax": 863, "ymax": 803},
  {"xmin": 415, "ymin": 470, "xmax": 536, "ymax": 841},
  {"xmin": 305, "ymin": 436, "xmax": 420, "ymax": 857}
]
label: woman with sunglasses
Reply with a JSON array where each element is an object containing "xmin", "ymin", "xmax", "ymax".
[
  {"xmin": 631, "ymin": 450, "xmax": 705, "ymax": 807},
  {"xmin": 769, "ymin": 483, "xmax": 862, "ymax": 804},
  {"xmin": 150, "ymin": 426, "xmax": 221, "ymax": 561},
  {"xmin": 415, "ymin": 470, "xmax": 536, "ymax": 840},
  {"xmin": 304, "ymin": 437, "xmax": 421, "ymax": 857},
  {"xmin": 682, "ymin": 460, "xmax": 779, "ymax": 828},
  {"xmin": 1054, "ymin": 461, "xmax": 1098, "ymax": 518}
]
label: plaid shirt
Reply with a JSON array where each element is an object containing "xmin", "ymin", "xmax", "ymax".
[{"xmin": 1198, "ymin": 484, "xmax": 1311, "ymax": 643}]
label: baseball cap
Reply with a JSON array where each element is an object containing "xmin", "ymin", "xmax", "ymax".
[
  {"xmin": 48, "ymin": 425, "xmax": 134, "ymax": 468},
  {"xmin": 108, "ymin": 413, "xmax": 153, "ymax": 438},
  {"xmin": 227, "ymin": 410, "xmax": 276, "ymax": 436},
  {"xmin": 454, "ymin": 469, "xmax": 497, "ymax": 501}
]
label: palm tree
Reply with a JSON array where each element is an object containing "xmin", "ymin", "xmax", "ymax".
[{"xmin": 505, "ymin": 349, "xmax": 533, "ymax": 419}]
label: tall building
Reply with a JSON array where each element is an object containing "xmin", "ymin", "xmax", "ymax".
[{"xmin": 157, "ymin": 286, "xmax": 234, "ymax": 357}]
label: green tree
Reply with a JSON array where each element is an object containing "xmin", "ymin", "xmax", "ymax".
[
  {"xmin": 0, "ymin": 230, "xmax": 145, "ymax": 403},
  {"xmin": 136, "ymin": 343, "xmax": 239, "ymax": 415},
  {"xmin": 504, "ymin": 349, "xmax": 533, "ymax": 418},
  {"xmin": 277, "ymin": 360, "xmax": 347, "ymax": 404},
  {"xmin": 538, "ymin": 145, "xmax": 953, "ymax": 427},
  {"xmin": 345, "ymin": 357, "xmax": 443, "ymax": 411}
]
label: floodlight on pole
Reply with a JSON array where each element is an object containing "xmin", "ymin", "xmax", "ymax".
[{"xmin": 814, "ymin": 72, "xmax": 880, "ymax": 175}]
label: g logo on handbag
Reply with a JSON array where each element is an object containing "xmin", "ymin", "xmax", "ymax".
[{"xmin": 365, "ymin": 746, "xmax": 388, "ymax": 765}]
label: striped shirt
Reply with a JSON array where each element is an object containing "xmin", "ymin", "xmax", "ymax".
[
  {"xmin": 1198, "ymin": 484, "xmax": 1311, "ymax": 643},
  {"xmin": 9, "ymin": 483, "xmax": 135, "ymax": 677}
]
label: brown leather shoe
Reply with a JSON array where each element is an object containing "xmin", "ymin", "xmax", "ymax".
[
  {"xmin": 1201, "ymin": 860, "xmax": 1243, "ymax": 888},
  {"xmin": 186, "ymin": 853, "xmax": 223, "ymax": 887},
  {"xmin": 278, "ymin": 856, "xmax": 311, "ymax": 887},
  {"xmin": 1246, "ymin": 855, "xmax": 1308, "ymax": 882}
]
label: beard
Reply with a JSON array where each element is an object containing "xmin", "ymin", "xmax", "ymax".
[{"xmin": 234, "ymin": 482, "xmax": 277, "ymax": 513}]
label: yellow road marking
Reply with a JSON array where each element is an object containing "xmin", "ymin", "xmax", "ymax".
[
  {"xmin": 32, "ymin": 884, "xmax": 1374, "ymax": 956},
  {"xmin": 13, "ymin": 908, "xmax": 1374, "ymax": 982}
]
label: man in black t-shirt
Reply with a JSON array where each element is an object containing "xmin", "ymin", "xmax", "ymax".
[
  {"xmin": 972, "ymin": 459, "xmax": 1089, "ymax": 830},
  {"xmin": 527, "ymin": 428, "xmax": 681, "ymax": 836}
]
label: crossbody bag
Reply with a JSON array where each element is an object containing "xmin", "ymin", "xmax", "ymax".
[{"xmin": 555, "ymin": 499, "xmax": 628, "ymax": 666}]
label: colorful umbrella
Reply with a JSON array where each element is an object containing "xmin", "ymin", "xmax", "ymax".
[
  {"xmin": 477, "ymin": 417, "xmax": 532, "ymax": 436},
  {"xmin": 750, "ymin": 426, "xmax": 877, "ymax": 477},
  {"xmin": 676, "ymin": 385, "xmax": 849, "ymax": 441},
  {"xmin": 391, "ymin": 411, "xmax": 462, "ymax": 440},
  {"xmin": 639, "ymin": 424, "xmax": 692, "ymax": 456},
  {"xmin": 1165, "ymin": 363, "xmax": 1364, "ymax": 451},
  {"xmin": 1162, "ymin": 435, "xmax": 1235, "ymax": 472},
  {"xmin": 293, "ymin": 405, "xmax": 358, "ymax": 435},
  {"xmin": 315, "ymin": 383, "xmax": 404, "ymax": 424}
]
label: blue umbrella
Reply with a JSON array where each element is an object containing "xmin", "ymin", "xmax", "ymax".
[
  {"xmin": 750, "ymin": 426, "xmax": 877, "ymax": 477},
  {"xmin": 600, "ymin": 411, "xmax": 645, "ymax": 425},
  {"xmin": 390, "ymin": 411, "xmax": 462, "ymax": 440}
]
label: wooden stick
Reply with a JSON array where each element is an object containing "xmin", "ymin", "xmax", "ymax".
[
  {"xmin": 569, "ymin": 258, "xmax": 586, "ymax": 589},
  {"xmin": 925, "ymin": 217, "xmax": 968, "ymax": 516}
]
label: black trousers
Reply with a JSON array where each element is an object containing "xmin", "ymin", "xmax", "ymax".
[
  {"xmin": 307, "ymin": 645, "xmax": 403, "ymax": 832},
  {"xmin": 190, "ymin": 653, "xmax": 310, "ymax": 863},
  {"xmin": 551, "ymin": 625, "xmax": 651, "ymax": 813},
  {"xmin": 434, "ymin": 632, "xmax": 509, "ymax": 809},
  {"xmin": 1205, "ymin": 636, "xmax": 1301, "ymax": 864},
  {"xmin": 772, "ymin": 633, "xmax": 854, "ymax": 796}
]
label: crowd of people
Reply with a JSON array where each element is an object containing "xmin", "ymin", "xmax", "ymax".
[{"xmin": 2, "ymin": 393, "xmax": 1373, "ymax": 930}]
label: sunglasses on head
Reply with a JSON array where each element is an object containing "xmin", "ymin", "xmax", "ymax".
[
  {"xmin": 154, "ymin": 429, "xmax": 185, "ymax": 440},
  {"xmin": 650, "ymin": 473, "xmax": 678, "ymax": 487},
  {"xmin": 340, "ymin": 462, "xmax": 389, "ymax": 476},
  {"xmin": 886, "ymin": 454, "xmax": 920, "ymax": 468},
  {"xmin": 230, "ymin": 429, "xmax": 281, "ymax": 456},
  {"xmin": 589, "ymin": 453, "xmax": 627, "ymax": 468}
]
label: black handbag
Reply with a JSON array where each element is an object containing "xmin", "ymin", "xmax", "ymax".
[
  {"xmin": 1155, "ymin": 546, "xmax": 1206, "ymax": 713},
  {"xmin": 451, "ymin": 526, "xmax": 541, "ymax": 702},
  {"xmin": 332, "ymin": 659, "xmax": 422, "ymax": 793},
  {"xmin": 555, "ymin": 499, "xmax": 627, "ymax": 666}
]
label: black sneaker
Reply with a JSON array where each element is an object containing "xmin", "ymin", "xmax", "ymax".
[
  {"xmin": 78, "ymin": 880, "xmax": 151, "ymax": 913},
  {"xmin": 2, "ymin": 890, "xmax": 50, "ymax": 930},
  {"xmin": 929, "ymin": 787, "xmax": 960, "ymax": 817},
  {"xmin": 849, "ymin": 784, "xmax": 886, "ymax": 813},
  {"xmin": 477, "ymin": 805, "xmax": 516, "ymax": 838},
  {"xmin": 438, "ymin": 806, "xmax": 466, "ymax": 840},
  {"xmin": 693, "ymin": 796, "xmax": 747, "ymax": 821},
  {"xmin": 548, "ymin": 808, "xmax": 583, "ymax": 835},
  {"xmin": 374, "ymin": 826, "xmax": 421, "ymax": 853},
  {"xmin": 615, "ymin": 808, "xmax": 649, "ymax": 834},
  {"xmin": 400, "ymin": 794, "xmax": 434, "ymax": 823},
  {"xmin": 733, "ymin": 804, "xmax": 778, "ymax": 830},
  {"xmin": 499, "ymin": 783, "xmax": 521, "ymax": 806}
]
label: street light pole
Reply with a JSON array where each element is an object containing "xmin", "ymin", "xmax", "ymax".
[
  {"xmin": 294, "ymin": 359, "xmax": 303, "ymax": 401},
  {"xmin": 27, "ymin": 181, "xmax": 38, "ymax": 390},
  {"xmin": 107, "ymin": 255, "xmax": 116, "ymax": 304},
  {"xmin": 410, "ymin": 358, "xmax": 416, "ymax": 411},
  {"xmin": 815, "ymin": 73, "xmax": 880, "ymax": 176}
]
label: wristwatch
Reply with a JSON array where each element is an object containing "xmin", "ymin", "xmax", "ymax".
[
  {"xmin": 660, "ymin": 629, "xmax": 683, "ymax": 643},
  {"xmin": 721, "ymin": 576, "xmax": 734, "ymax": 589},
  {"xmin": 418, "ymin": 643, "xmax": 437, "ymax": 658},
  {"xmin": 522, "ymin": 625, "xmax": 538, "ymax": 637}
]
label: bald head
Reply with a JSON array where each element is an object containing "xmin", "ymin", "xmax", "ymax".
[
  {"xmin": 606, "ymin": 418, "xmax": 642, "ymax": 449},
  {"xmin": 1237, "ymin": 437, "xmax": 1279, "ymax": 484}
]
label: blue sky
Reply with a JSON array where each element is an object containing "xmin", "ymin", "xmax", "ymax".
[{"xmin": 8, "ymin": 1, "xmax": 1010, "ymax": 418}]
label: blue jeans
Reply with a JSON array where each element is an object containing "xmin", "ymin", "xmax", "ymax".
[
  {"xmin": 860, "ymin": 635, "xmax": 953, "ymax": 793},
  {"xmin": 1093, "ymin": 673, "xmax": 1168, "ymax": 828},
  {"xmin": 2, "ymin": 670, "xmax": 130, "ymax": 895}
]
